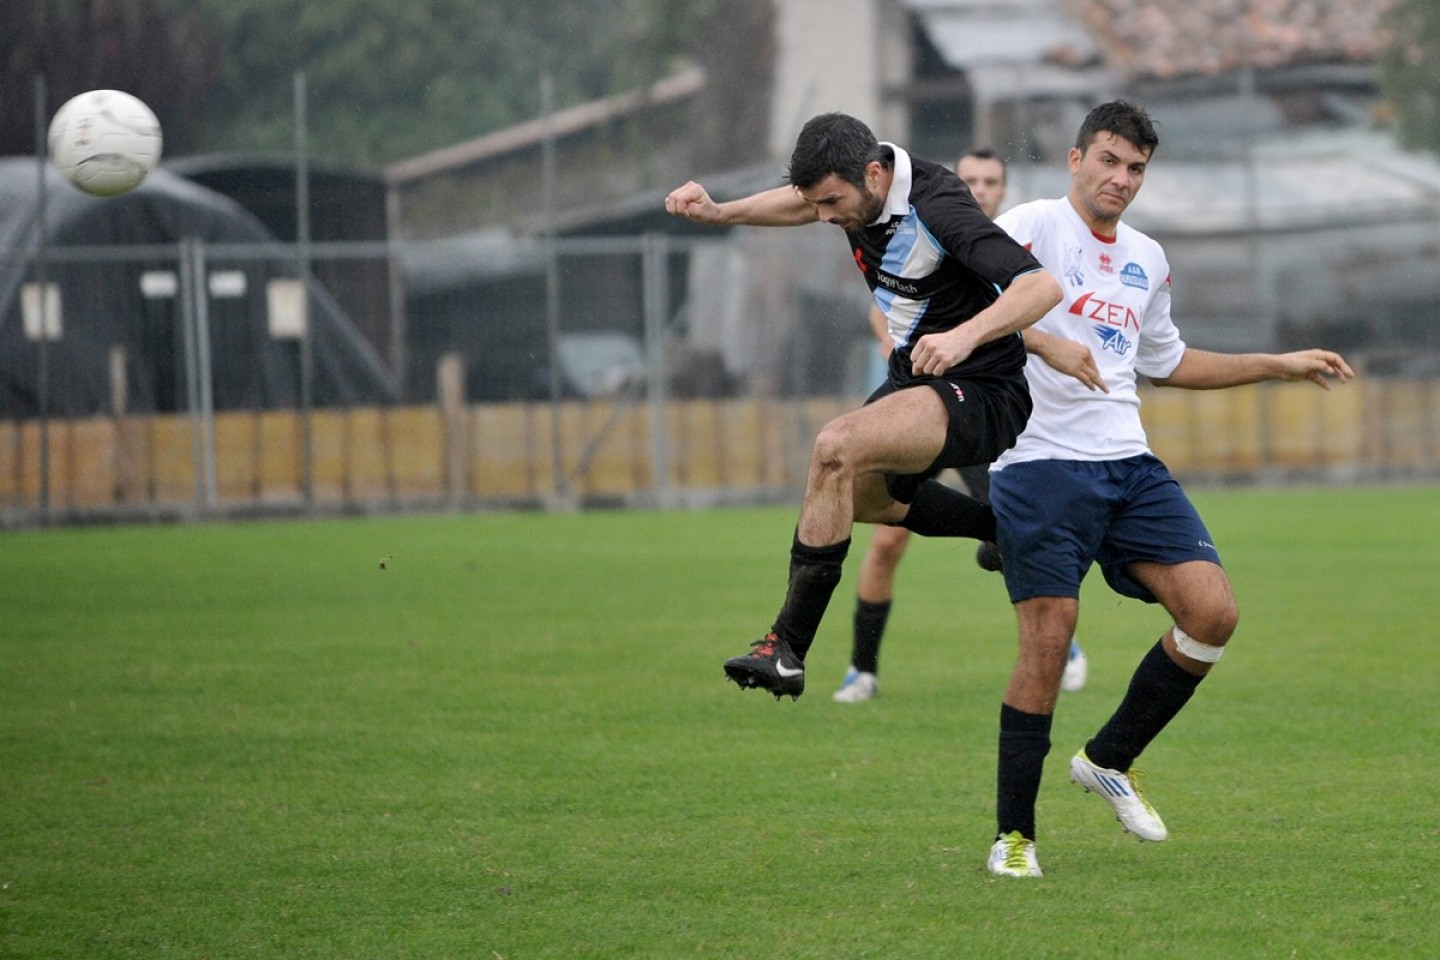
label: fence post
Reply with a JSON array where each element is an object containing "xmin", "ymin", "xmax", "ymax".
[
  {"xmin": 295, "ymin": 71, "xmax": 316, "ymax": 507},
  {"xmin": 189, "ymin": 239, "xmax": 218, "ymax": 511},
  {"xmin": 437, "ymin": 352, "xmax": 466, "ymax": 504},
  {"xmin": 109, "ymin": 346, "xmax": 127, "ymax": 505},
  {"xmin": 179, "ymin": 237, "xmax": 206, "ymax": 513},
  {"xmin": 33, "ymin": 75, "xmax": 52, "ymax": 523},
  {"xmin": 642, "ymin": 232, "xmax": 674, "ymax": 508}
]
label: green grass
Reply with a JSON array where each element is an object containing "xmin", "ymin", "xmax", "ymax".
[{"xmin": 2, "ymin": 486, "xmax": 1438, "ymax": 958}]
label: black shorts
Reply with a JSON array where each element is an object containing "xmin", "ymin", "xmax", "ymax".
[{"xmin": 865, "ymin": 372, "xmax": 1032, "ymax": 504}]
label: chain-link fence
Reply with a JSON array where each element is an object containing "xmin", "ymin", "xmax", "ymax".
[{"xmin": 3, "ymin": 221, "xmax": 1439, "ymax": 528}]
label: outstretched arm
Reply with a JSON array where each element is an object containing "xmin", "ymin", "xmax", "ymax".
[
  {"xmin": 1151, "ymin": 348, "xmax": 1355, "ymax": 391},
  {"xmin": 664, "ymin": 181, "xmax": 818, "ymax": 227}
]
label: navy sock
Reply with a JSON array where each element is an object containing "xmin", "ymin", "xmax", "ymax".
[{"xmin": 1086, "ymin": 640, "xmax": 1204, "ymax": 771}]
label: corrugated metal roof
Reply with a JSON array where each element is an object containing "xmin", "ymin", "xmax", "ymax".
[
  {"xmin": 905, "ymin": 0, "xmax": 1394, "ymax": 80},
  {"xmin": 1005, "ymin": 129, "xmax": 1440, "ymax": 234},
  {"xmin": 905, "ymin": 0, "xmax": 1099, "ymax": 68}
]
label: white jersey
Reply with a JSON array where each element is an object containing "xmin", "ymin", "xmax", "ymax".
[{"xmin": 992, "ymin": 197, "xmax": 1186, "ymax": 467}]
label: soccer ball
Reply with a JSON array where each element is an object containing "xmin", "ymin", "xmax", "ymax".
[{"xmin": 47, "ymin": 89, "xmax": 163, "ymax": 198}]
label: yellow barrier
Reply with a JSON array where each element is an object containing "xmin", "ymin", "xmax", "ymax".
[{"xmin": 1, "ymin": 381, "xmax": 1435, "ymax": 517}]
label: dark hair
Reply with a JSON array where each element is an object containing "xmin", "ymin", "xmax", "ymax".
[
  {"xmin": 958, "ymin": 146, "xmax": 1007, "ymax": 180},
  {"xmin": 785, "ymin": 113, "xmax": 889, "ymax": 190},
  {"xmin": 1075, "ymin": 101, "xmax": 1159, "ymax": 156}
]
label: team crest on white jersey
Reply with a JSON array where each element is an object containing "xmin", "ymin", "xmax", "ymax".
[
  {"xmin": 1120, "ymin": 262, "xmax": 1149, "ymax": 290},
  {"xmin": 1062, "ymin": 246, "xmax": 1085, "ymax": 286}
]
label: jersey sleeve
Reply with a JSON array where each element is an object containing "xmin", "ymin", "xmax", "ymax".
[
  {"xmin": 918, "ymin": 176, "xmax": 1043, "ymax": 288},
  {"xmin": 1134, "ymin": 268, "xmax": 1186, "ymax": 379},
  {"xmin": 993, "ymin": 203, "xmax": 1040, "ymax": 250}
]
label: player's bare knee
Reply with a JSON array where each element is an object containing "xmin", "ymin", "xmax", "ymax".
[
  {"xmin": 1175, "ymin": 600, "xmax": 1238, "ymax": 656},
  {"xmin": 1202, "ymin": 597, "xmax": 1239, "ymax": 645},
  {"xmin": 809, "ymin": 423, "xmax": 856, "ymax": 479},
  {"xmin": 869, "ymin": 531, "xmax": 908, "ymax": 566}
]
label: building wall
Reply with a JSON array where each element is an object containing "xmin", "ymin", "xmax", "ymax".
[{"xmin": 768, "ymin": 0, "xmax": 914, "ymax": 153}]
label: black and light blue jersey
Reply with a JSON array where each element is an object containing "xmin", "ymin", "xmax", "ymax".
[{"xmin": 846, "ymin": 146, "xmax": 1042, "ymax": 385}]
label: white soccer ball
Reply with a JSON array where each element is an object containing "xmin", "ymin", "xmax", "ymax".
[{"xmin": 47, "ymin": 89, "xmax": 163, "ymax": 198}]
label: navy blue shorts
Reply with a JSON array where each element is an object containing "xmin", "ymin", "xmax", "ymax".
[
  {"xmin": 988, "ymin": 454, "xmax": 1221, "ymax": 604},
  {"xmin": 866, "ymin": 372, "xmax": 1031, "ymax": 504}
]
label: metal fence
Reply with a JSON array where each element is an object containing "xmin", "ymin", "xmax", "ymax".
[{"xmin": 3, "ymin": 231, "xmax": 1439, "ymax": 528}]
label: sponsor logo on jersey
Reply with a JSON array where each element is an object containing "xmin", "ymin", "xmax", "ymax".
[
  {"xmin": 1120, "ymin": 262, "xmax": 1149, "ymax": 290},
  {"xmin": 875, "ymin": 273, "xmax": 922, "ymax": 296},
  {"xmin": 1093, "ymin": 325, "xmax": 1133, "ymax": 355},
  {"xmin": 1069, "ymin": 291, "xmax": 1141, "ymax": 331},
  {"xmin": 1098, "ymin": 252, "xmax": 1115, "ymax": 275},
  {"xmin": 1062, "ymin": 246, "xmax": 1085, "ymax": 286},
  {"xmin": 853, "ymin": 248, "xmax": 869, "ymax": 273}
]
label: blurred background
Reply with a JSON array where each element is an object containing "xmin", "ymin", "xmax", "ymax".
[{"xmin": 1, "ymin": 0, "xmax": 1437, "ymax": 524}]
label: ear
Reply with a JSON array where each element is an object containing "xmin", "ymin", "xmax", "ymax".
[{"xmin": 1067, "ymin": 147, "xmax": 1082, "ymax": 175}]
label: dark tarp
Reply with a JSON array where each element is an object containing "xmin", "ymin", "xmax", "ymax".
[{"xmin": 0, "ymin": 157, "xmax": 397, "ymax": 417}]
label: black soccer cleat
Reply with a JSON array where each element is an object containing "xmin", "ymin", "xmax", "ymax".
[
  {"xmin": 723, "ymin": 633, "xmax": 805, "ymax": 701},
  {"xmin": 975, "ymin": 540, "xmax": 1004, "ymax": 573}
]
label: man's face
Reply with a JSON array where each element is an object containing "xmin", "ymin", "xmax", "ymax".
[
  {"xmin": 1068, "ymin": 131, "xmax": 1151, "ymax": 229},
  {"xmin": 798, "ymin": 164, "xmax": 887, "ymax": 232},
  {"xmin": 956, "ymin": 155, "xmax": 1006, "ymax": 219}
]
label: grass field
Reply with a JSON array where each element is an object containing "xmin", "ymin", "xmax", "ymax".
[{"xmin": 2, "ymin": 485, "xmax": 1438, "ymax": 958}]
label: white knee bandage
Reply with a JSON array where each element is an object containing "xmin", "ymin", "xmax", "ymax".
[{"xmin": 1173, "ymin": 625, "xmax": 1225, "ymax": 663}]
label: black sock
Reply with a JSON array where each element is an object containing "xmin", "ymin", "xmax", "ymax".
[
  {"xmin": 1086, "ymin": 640, "xmax": 1204, "ymax": 772},
  {"xmin": 850, "ymin": 599, "xmax": 890, "ymax": 675},
  {"xmin": 957, "ymin": 463, "xmax": 992, "ymax": 503},
  {"xmin": 770, "ymin": 534, "xmax": 850, "ymax": 662},
  {"xmin": 899, "ymin": 480, "xmax": 996, "ymax": 540},
  {"xmin": 996, "ymin": 703, "xmax": 1052, "ymax": 841}
]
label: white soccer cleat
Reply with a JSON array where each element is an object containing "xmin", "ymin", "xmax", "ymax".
[
  {"xmin": 1061, "ymin": 640, "xmax": 1088, "ymax": 693},
  {"xmin": 1069, "ymin": 750, "xmax": 1169, "ymax": 841},
  {"xmin": 832, "ymin": 668, "xmax": 878, "ymax": 703},
  {"xmin": 986, "ymin": 831, "xmax": 1043, "ymax": 877}
]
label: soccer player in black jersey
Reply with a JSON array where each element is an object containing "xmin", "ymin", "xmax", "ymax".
[
  {"xmin": 665, "ymin": 112, "xmax": 1061, "ymax": 700},
  {"xmin": 834, "ymin": 148, "xmax": 1092, "ymax": 705}
]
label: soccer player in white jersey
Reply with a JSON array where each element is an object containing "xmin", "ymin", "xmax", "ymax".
[{"xmin": 983, "ymin": 101, "xmax": 1355, "ymax": 877}]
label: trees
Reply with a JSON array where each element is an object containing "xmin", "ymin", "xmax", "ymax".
[
  {"xmin": 3, "ymin": 0, "xmax": 714, "ymax": 168},
  {"xmin": 184, "ymin": 0, "xmax": 714, "ymax": 168},
  {"xmin": 1379, "ymin": 0, "xmax": 1440, "ymax": 155},
  {"xmin": 0, "ymin": 0, "xmax": 221, "ymax": 156}
]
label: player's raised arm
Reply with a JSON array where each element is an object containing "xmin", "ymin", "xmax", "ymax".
[{"xmin": 664, "ymin": 182, "xmax": 818, "ymax": 227}]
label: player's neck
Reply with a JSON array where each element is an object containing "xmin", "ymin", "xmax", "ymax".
[{"xmin": 1065, "ymin": 194, "xmax": 1120, "ymax": 241}]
